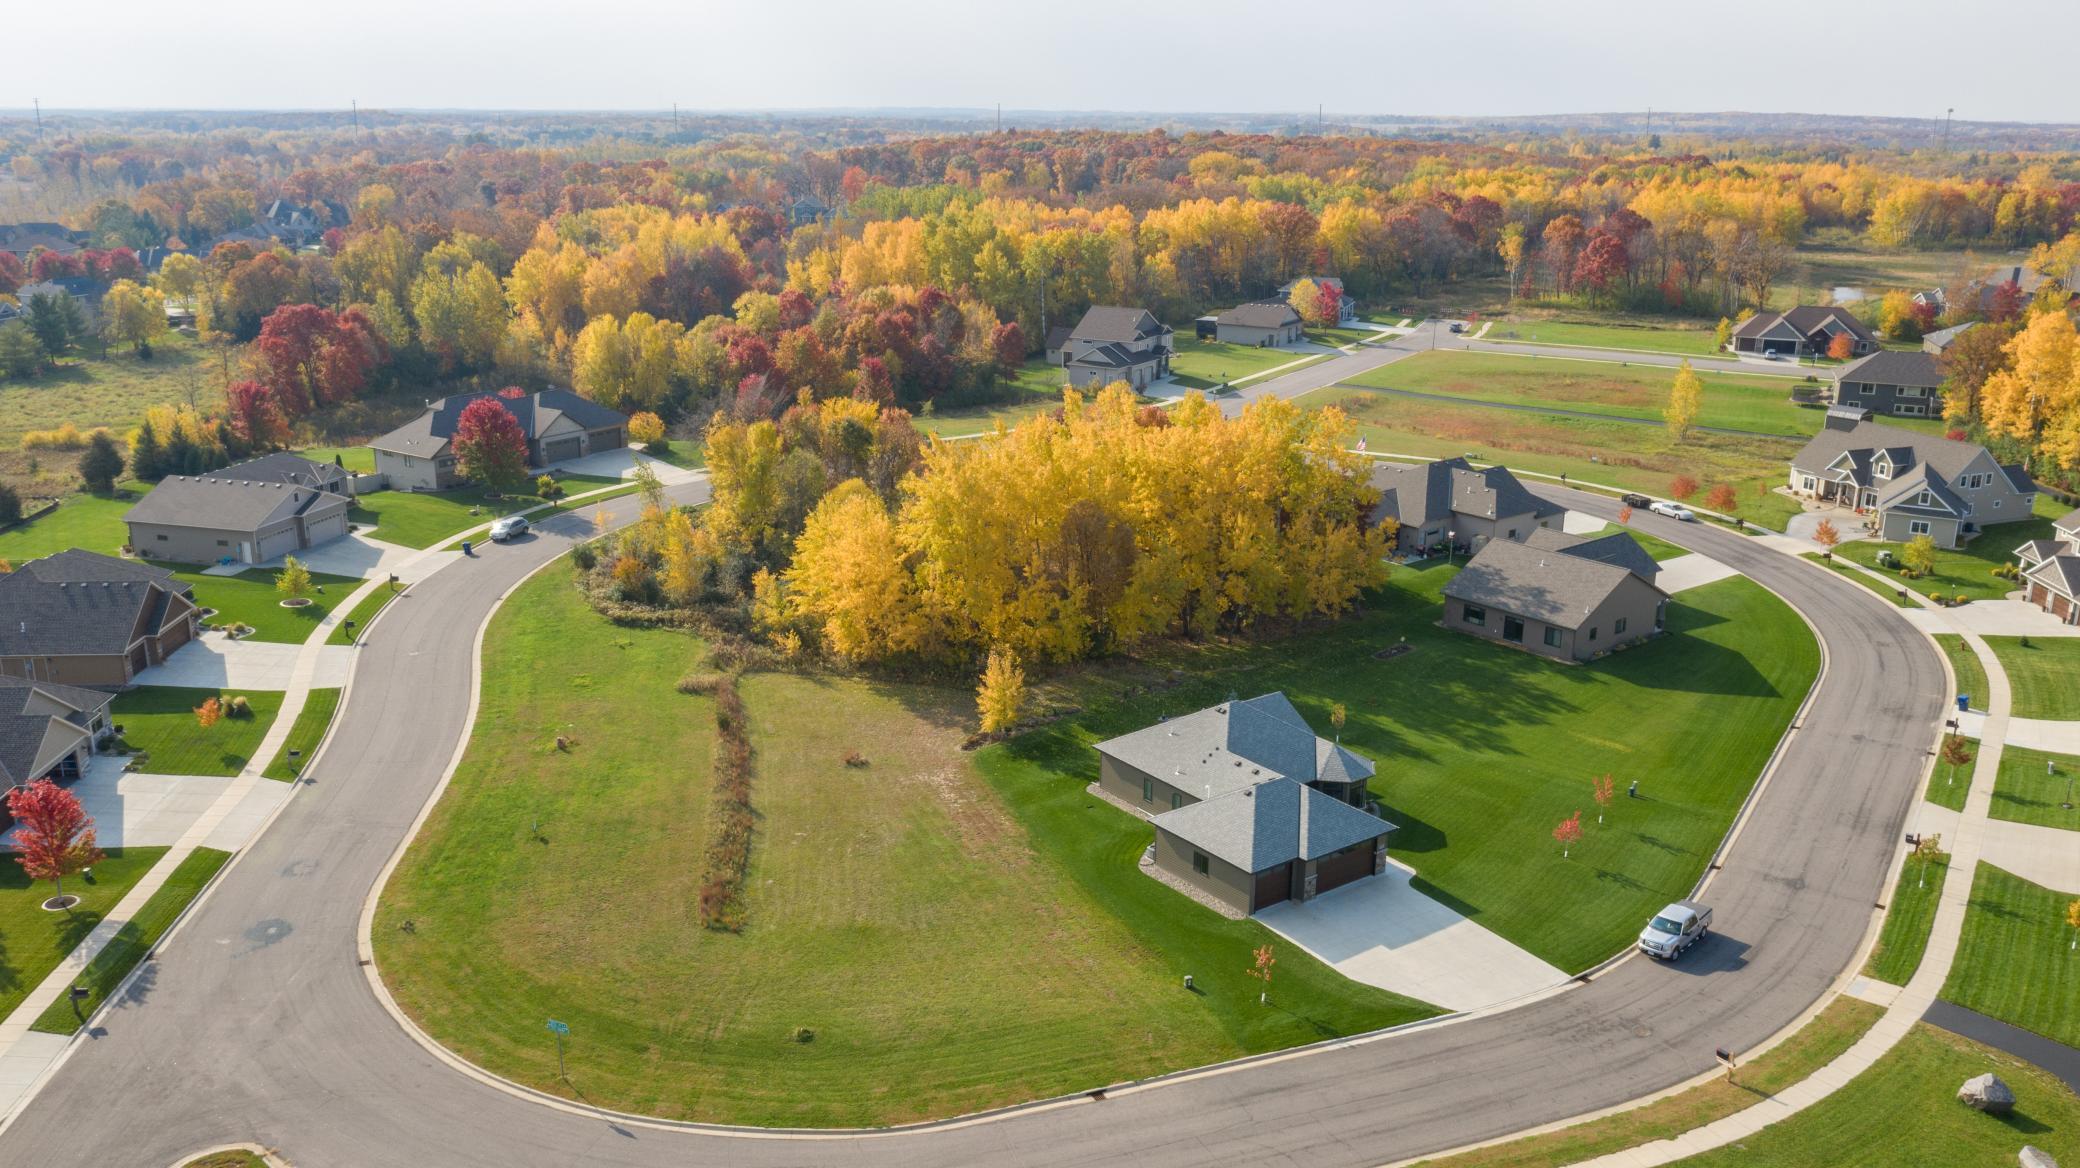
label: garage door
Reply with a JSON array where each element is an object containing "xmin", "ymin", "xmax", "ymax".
[
  {"xmin": 257, "ymin": 527, "xmax": 300, "ymax": 563},
  {"xmin": 1316, "ymin": 843, "xmax": 1375, "ymax": 896},
  {"xmin": 304, "ymin": 511, "xmax": 347, "ymax": 547},
  {"xmin": 588, "ymin": 426, "xmax": 624, "ymax": 451},
  {"xmin": 1253, "ymin": 864, "xmax": 1291, "ymax": 911},
  {"xmin": 542, "ymin": 436, "xmax": 584, "ymax": 464}
]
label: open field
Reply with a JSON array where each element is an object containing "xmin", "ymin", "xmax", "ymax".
[
  {"xmin": 1940, "ymin": 863, "xmax": 2080, "ymax": 1047},
  {"xmin": 30, "ymin": 847, "xmax": 231, "ymax": 1034},
  {"xmin": 349, "ymin": 475, "xmax": 618, "ymax": 549},
  {"xmin": 1322, "ymin": 390, "xmax": 1807, "ymax": 531},
  {"xmin": 163, "ymin": 564, "xmax": 363, "ymax": 643},
  {"xmin": 1985, "ymin": 635, "xmax": 2080, "ymax": 720},
  {"xmin": 903, "ymin": 359, "xmax": 1069, "ymax": 438},
  {"xmin": 1168, "ymin": 336, "xmax": 1325, "ymax": 388},
  {"xmin": 1776, "ymin": 241, "xmax": 2005, "ymax": 309},
  {"xmin": 1864, "ymin": 852, "xmax": 1949, "ymax": 984},
  {"xmin": 1346, "ymin": 350, "xmax": 1841, "ymax": 439},
  {"xmin": 1989, "ymin": 744, "xmax": 2080, "ymax": 832},
  {"xmin": 0, "ymin": 331, "xmax": 223, "ymax": 446},
  {"xmin": 1409, "ymin": 997, "xmax": 1884, "ymax": 1168},
  {"xmin": 986, "ymin": 565, "xmax": 1817, "ymax": 974},
  {"xmin": 1484, "ymin": 319, "xmax": 1724, "ymax": 358},
  {"xmin": 111, "ymin": 687, "xmax": 283, "ymax": 776},
  {"xmin": 1669, "ymin": 1022, "xmax": 2080, "ymax": 1167},
  {"xmin": 375, "ymin": 570, "xmax": 1432, "ymax": 1126},
  {"xmin": 1935, "ymin": 633, "xmax": 1990, "ymax": 712},
  {"xmin": 0, "ymin": 484, "xmax": 146, "ymax": 563},
  {"xmin": 0, "ymin": 846, "xmax": 166, "ymax": 1022},
  {"xmin": 1831, "ymin": 494, "xmax": 2064, "ymax": 602},
  {"xmin": 262, "ymin": 688, "xmax": 340, "ymax": 781}
]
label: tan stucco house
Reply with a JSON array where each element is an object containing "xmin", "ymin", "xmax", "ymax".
[
  {"xmin": 1442, "ymin": 529, "xmax": 1668, "ymax": 663},
  {"xmin": 1095, "ymin": 692, "xmax": 1394, "ymax": 916},
  {"xmin": 1788, "ymin": 407, "xmax": 2035, "ymax": 549},
  {"xmin": 370, "ymin": 389, "xmax": 630, "ymax": 492},
  {"xmin": 0, "ymin": 551, "xmax": 199, "ymax": 687}
]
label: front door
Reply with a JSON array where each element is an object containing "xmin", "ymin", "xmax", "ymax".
[{"xmin": 1502, "ymin": 616, "xmax": 1525, "ymax": 643}]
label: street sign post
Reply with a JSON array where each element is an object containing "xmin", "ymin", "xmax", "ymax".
[{"xmin": 546, "ymin": 1018, "xmax": 570, "ymax": 1078}]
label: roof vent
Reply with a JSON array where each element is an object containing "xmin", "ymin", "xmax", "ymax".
[{"xmin": 1243, "ymin": 788, "xmax": 1254, "ymax": 798}]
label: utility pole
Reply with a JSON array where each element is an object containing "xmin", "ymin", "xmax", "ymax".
[
  {"xmin": 1644, "ymin": 106, "xmax": 1651, "ymax": 145},
  {"xmin": 351, "ymin": 99, "xmax": 358, "ymax": 131},
  {"xmin": 995, "ymin": 103, "xmax": 1001, "ymax": 133},
  {"xmin": 1318, "ymin": 103, "xmax": 1324, "ymax": 131},
  {"xmin": 33, "ymin": 97, "xmax": 42, "ymax": 139},
  {"xmin": 1941, "ymin": 108, "xmax": 1953, "ymax": 153},
  {"xmin": 672, "ymin": 102, "xmax": 679, "ymax": 134}
]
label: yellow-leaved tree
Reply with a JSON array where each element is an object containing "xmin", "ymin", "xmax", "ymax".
[
  {"xmin": 783, "ymin": 479, "xmax": 932, "ymax": 661},
  {"xmin": 1982, "ymin": 312, "xmax": 2080, "ymax": 469},
  {"xmin": 1666, "ymin": 360, "xmax": 1703, "ymax": 440},
  {"xmin": 976, "ymin": 646, "xmax": 1026, "ymax": 735}
]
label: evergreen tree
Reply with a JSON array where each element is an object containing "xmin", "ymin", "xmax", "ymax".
[
  {"xmin": 78, "ymin": 432, "xmax": 126, "ymax": 494},
  {"xmin": 129, "ymin": 420, "xmax": 165, "ymax": 481},
  {"xmin": 24, "ymin": 293, "xmax": 76, "ymax": 363},
  {"xmin": 0, "ymin": 322, "xmax": 41, "ymax": 379},
  {"xmin": 0, "ymin": 481, "xmax": 20, "ymax": 525}
]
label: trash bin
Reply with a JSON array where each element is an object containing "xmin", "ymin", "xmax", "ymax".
[
  {"xmin": 461, "ymin": 540, "xmax": 473, "ymax": 556},
  {"xmin": 1957, "ymin": 694, "xmax": 1970, "ymax": 712}
]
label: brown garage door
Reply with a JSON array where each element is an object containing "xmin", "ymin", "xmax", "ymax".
[
  {"xmin": 1316, "ymin": 843, "xmax": 1376, "ymax": 896},
  {"xmin": 1253, "ymin": 864, "xmax": 1291, "ymax": 910}
]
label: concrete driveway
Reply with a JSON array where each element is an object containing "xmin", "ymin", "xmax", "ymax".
[
  {"xmin": 230, "ymin": 531, "xmax": 423, "ymax": 581},
  {"xmin": 549, "ymin": 446, "xmax": 701, "ymax": 485},
  {"xmin": 0, "ymin": 756, "xmax": 288, "ymax": 851},
  {"xmin": 1783, "ymin": 510, "xmax": 1868, "ymax": 548},
  {"xmin": 133, "ymin": 636, "xmax": 354, "ymax": 689},
  {"xmin": 1656, "ymin": 553, "xmax": 1740, "ymax": 593},
  {"xmin": 1255, "ymin": 860, "xmax": 1569, "ymax": 1012},
  {"xmin": 1903, "ymin": 598, "xmax": 2080, "ymax": 637}
]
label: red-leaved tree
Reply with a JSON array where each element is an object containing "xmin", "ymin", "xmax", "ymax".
[
  {"xmin": 1553, "ymin": 810, "xmax": 1584, "ymax": 858},
  {"xmin": 1704, "ymin": 483, "xmax": 1738, "ymax": 513},
  {"xmin": 8, "ymin": 780, "xmax": 104, "ymax": 900},
  {"xmin": 991, "ymin": 320, "xmax": 1026, "ymax": 375},
  {"xmin": 1592, "ymin": 774, "xmax": 1616, "ymax": 824},
  {"xmin": 1618, "ymin": 504, "xmax": 1634, "ymax": 525},
  {"xmin": 255, "ymin": 303, "xmax": 385, "ymax": 418},
  {"xmin": 1670, "ymin": 475, "xmax": 1700, "ymax": 501},
  {"xmin": 225, "ymin": 381, "xmax": 290, "ymax": 448},
  {"xmin": 453, "ymin": 396, "xmax": 529, "ymax": 491}
]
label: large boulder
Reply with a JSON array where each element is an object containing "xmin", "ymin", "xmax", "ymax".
[
  {"xmin": 1957, "ymin": 1072, "xmax": 2016, "ymax": 1114},
  {"xmin": 2019, "ymin": 1147, "xmax": 2058, "ymax": 1168}
]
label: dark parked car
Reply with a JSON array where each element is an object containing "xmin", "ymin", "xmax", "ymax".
[{"xmin": 1621, "ymin": 493, "xmax": 1653, "ymax": 509}]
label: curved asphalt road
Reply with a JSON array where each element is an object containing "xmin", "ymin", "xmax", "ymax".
[{"xmin": 0, "ymin": 483, "xmax": 1944, "ymax": 1167}]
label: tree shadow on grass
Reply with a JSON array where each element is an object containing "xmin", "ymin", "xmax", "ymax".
[{"xmin": 1966, "ymin": 894, "xmax": 2031, "ymax": 923}]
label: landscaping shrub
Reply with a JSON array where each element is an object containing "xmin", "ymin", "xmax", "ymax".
[
  {"xmin": 676, "ymin": 673, "xmax": 726, "ymax": 696},
  {"xmin": 697, "ymin": 675, "xmax": 756, "ymax": 932},
  {"xmin": 228, "ymin": 695, "xmax": 251, "ymax": 718},
  {"xmin": 570, "ymin": 541, "xmax": 599, "ymax": 571}
]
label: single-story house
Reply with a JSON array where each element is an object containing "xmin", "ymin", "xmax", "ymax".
[
  {"xmin": 1787, "ymin": 407, "xmax": 2035, "ymax": 549},
  {"xmin": 1922, "ymin": 322, "xmax": 1977, "ymax": 355},
  {"xmin": 0, "ymin": 550, "xmax": 199, "ymax": 687},
  {"xmin": 1369, "ymin": 457, "xmax": 1563, "ymax": 555},
  {"xmin": 0, "ymin": 222, "xmax": 89, "ymax": 257},
  {"xmin": 0, "ymin": 676, "xmax": 114, "ymax": 824},
  {"xmin": 1095, "ymin": 692, "xmax": 1394, "ymax": 916},
  {"xmin": 1442, "ymin": 530, "xmax": 1668, "ymax": 663},
  {"xmin": 205, "ymin": 451, "xmax": 351, "ymax": 495},
  {"xmin": 1831, "ymin": 349, "xmax": 1947, "ymax": 418},
  {"xmin": 2015, "ymin": 510, "xmax": 2080, "ymax": 624},
  {"xmin": 1279, "ymin": 276, "xmax": 1356, "ymax": 322},
  {"xmin": 124, "ymin": 473, "xmax": 352, "ymax": 566},
  {"xmin": 1727, "ymin": 306, "xmax": 1878, "ymax": 358},
  {"xmin": 369, "ymin": 389, "xmax": 629, "ymax": 492},
  {"xmin": 1051, "ymin": 306, "xmax": 1174, "ymax": 371},
  {"xmin": 1211, "ymin": 301, "xmax": 1304, "ymax": 347},
  {"xmin": 1066, "ymin": 341, "xmax": 1168, "ymax": 390}
]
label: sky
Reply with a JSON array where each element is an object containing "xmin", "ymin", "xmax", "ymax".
[{"xmin": 16, "ymin": 0, "xmax": 2080, "ymax": 124}]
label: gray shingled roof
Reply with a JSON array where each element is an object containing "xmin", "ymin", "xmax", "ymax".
[
  {"xmin": 1069, "ymin": 306, "xmax": 1170, "ymax": 346},
  {"xmin": 1923, "ymin": 322, "xmax": 1976, "ymax": 352},
  {"xmin": 0, "ymin": 676, "xmax": 109, "ymax": 784},
  {"xmin": 203, "ymin": 452, "xmax": 347, "ymax": 491},
  {"xmin": 1524, "ymin": 527, "xmax": 1660, "ymax": 583},
  {"xmin": 1215, "ymin": 301, "xmax": 1301, "ymax": 330},
  {"xmin": 1093, "ymin": 692, "xmax": 1372, "ymax": 803},
  {"xmin": 14, "ymin": 550, "xmax": 177, "ymax": 587},
  {"xmin": 371, "ymin": 389, "xmax": 629, "ymax": 459},
  {"xmin": 124, "ymin": 476, "xmax": 349, "ymax": 533},
  {"xmin": 2026, "ymin": 554, "xmax": 2080, "ymax": 600},
  {"xmin": 1151, "ymin": 777, "xmax": 1393, "ymax": 873},
  {"xmin": 1733, "ymin": 305, "xmax": 1875, "ymax": 344},
  {"xmin": 1875, "ymin": 463, "xmax": 1972, "ymax": 518},
  {"xmin": 1369, "ymin": 458, "xmax": 1559, "ymax": 530},
  {"xmin": 2001, "ymin": 464, "xmax": 2036, "ymax": 494},
  {"xmin": 0, "ymin": 552, "xmax": 191, "ymax": 658},
  {"xmin": 2014, "ymin": 539, "xmax": 2067, "ymax": 567},
  {"xmin": 1067, "ymin": 341, "xmax": 1163, "ymax": 371},
  {"xmin": 1790, "ymin": 419, "xmax": 1989, "ymax": 480},
  {"xmin": 1835, "ymin": 349, "xmax": 1943, "ymax": 389},
  {"xmin": 1442, "ymin": 536, "xmax": 1663, "ymax": 630}
]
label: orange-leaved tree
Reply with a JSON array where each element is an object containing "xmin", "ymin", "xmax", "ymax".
[
  {"xmin": 1553, "ymin": 810, "xmax": 1584, "ymax": 858},
  {"xmin": 1813, "ymin": 518, "xmax": 1841, "ymax": 560}
]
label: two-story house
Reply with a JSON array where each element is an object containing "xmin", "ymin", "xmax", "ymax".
[
  {"xmin": 1831, "ymin": 350, "xmax": 1947, "ymax": 418},
  {"xmin": 1055, "ymin": 306, "xmax": 1174, "ymax": 390},
  {"xmin": 1788, "ymin": 407, "xmax": 2035, "ymax": 548}
]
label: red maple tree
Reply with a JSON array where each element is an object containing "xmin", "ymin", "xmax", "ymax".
[
  {"xmin": 1592, "ymin": 775, "xmax": 1616, "ymax": 824},
  {"xmin": 453, "ymin": 396, "xmax": 530, "ymax": 490},
  {"xmin": 225, "ymin": 381, "xmax": 289, "ymax": 448},
  {"xmin": 1553, "ymin": 810, "xmax": 1584, "ymax": 858},
  {"xmin": 8, "ymin": 780, "xmax": 104, "ymax": 899},
  {"xmin": 1669, "ymin": 475, "xmax": 1700, "ymax": 501},
  {"xmin": 255, "ymin": 304, "xmax": 385, "ymax": 417}
]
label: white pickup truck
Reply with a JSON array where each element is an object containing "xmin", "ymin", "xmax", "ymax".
[{"xmin": 1638, "ymin": 900, "xmax": 1712, "ymax": 959}]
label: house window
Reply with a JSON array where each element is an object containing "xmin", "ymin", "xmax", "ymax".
[
  {"xmin": 1801, "ymin": 477, "xmax": 1816, "ymax": 492},
  {"xmin": 1462, "ymin": 604, "xmax": 1486, "ymax": 626},
  {"xmin": 1193, "ymin": 852, "xmax": 1210, "ymax": 875},
  {"xmin": 1615, "ymin": 617, "xmax": 1629, "ymax": 634},
  {"xmin": 1503, "ymin": 616, "xmax": 1525, "ymax": 644},
  {"xmin": 1857, "ymin": 383, "xmax": 1874, "ymax": 395},
  {"xmin": 1909, "ymin": 520, "xmax": 1931, "ymax": 535},
  {"xmin": 1993, "ymin": 500, "xmax": 2002, "ymax": 509},
  {"xmin": 1588, "ymin": 626, "xmax": 1599, "ymax": 641},
  {"xmin": 155, "ymin": 533, "xmax": 168, "ymax": 541},
  {"xmin": 1170, "ymin": 792, "xmax": 1184, "ymax": 810},
  {"xmin": 1142, "ymin": 777, "xmax": 1154, "ymax": 803},
  {"xmin": 1916, "ymin": 491, "xmax": 1932, "ymax": 507},
  {"xmin": 214, "ymin": 539, "xmax": 226, "ymax": 546},
  {"xmin": 1542, "ymin": 626, "xmax": 1563, "ymax": 648}
]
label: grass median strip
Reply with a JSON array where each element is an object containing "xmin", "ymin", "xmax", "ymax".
[
  {"xmin": 30, "ymin": 848, "xmax": 232, "ymax": 1034},
  {"xmin": 1800, "ymin": 553, "xmax": 1916, "ymax": 607},
  {"xmin": 262, "ymin": 688, "xmax": 341, "ymax": 781},
  {"xmin": 1408, "ymin": 996, "xmax": 1884, "ymax": 1168},
  {"xmin": 1863, "ymin": 851, "xmax": 1950, "ymax": 985},
  {"xmin": 327, "ymin": 581, "xmax": 405, "ymax": 644},
  {"xmin": 0, "ymin": 847, "xmax": 165, "ymax": 1020},
  {"xmin": 1934, "ymin": 633, "xmax": 1989, "ymax": 711}
]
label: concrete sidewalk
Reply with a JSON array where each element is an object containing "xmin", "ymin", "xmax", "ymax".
[{"xmin": 1954, "ymin": 709, "xmax": 2080, "ymax": 755}]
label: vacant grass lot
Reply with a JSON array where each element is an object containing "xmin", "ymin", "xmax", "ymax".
[
  {"xmin": 1833, "ymin": 495, "xmax": 2064, "ymax": 602},
  {"xmin": 1985, "ymin": 635, "xmax": 2080, "ymax": 720},
  {"xmin": 1670, "ymin": 1022, "xmax": 2080, "ymax": 1167},
  {"xmin": 1863, "ymin": 852, "xmax": 1949, "ymax": 985},
  {"xmin": 1989, "ymin": 744, "xmax": 2080, "ymax": 831},
  {"xmin": 1410, "ymin": 997, "xmax": 1884, "ymax": 1168},
  {"xmin": 31, "ymin": 847, "xmax": 230, "ymax": 1034},
  {"xmin": 988, "ymin": 565, "xmax": 1817, "ymax": 973},
  {"xmin": 327, "ymin": 581, "xmax": 405, "ymax": 644},
  {"xmin": 350, "ymin": 475, "xmax": 617, "ymax": 548},
  {"xmin": 1310, "ymin": 326, "xmax": 1383, "ymax": 348},
  {"xmin": 111, "ymin": 687, "xmax": 283, "ymax": 776},
  {"xmin": 1346, "ymin": 351, "xmax": 1828, "ymax": 438},
  {"xmin": 0, "ymin": 332, "xmax": 222, "ymax": 446},
  {"xmin": 1777, "ymin": 242, "xmax": 1989, "ymax": 308},
  {"xmin": 0, "ymin": 846, "xmax": 165, "ymax": 1021},
  {"xmin": 1168, "ymin": 336, "xmax": 1324, "ymax": 388},
  {"xmin": 1934, "ymin": 633, "xmax": 1990, "ymax": 711},
  {"xmin": 376, "ymin": 570, "xmax": 1432, "ymax": 1126},
  {"xmin": 1800, "ymin": 553, "xmax": 1916, "ymax": 607},
  {"xmin": 1941, "ymin": 863, "xmax": 2080, "ymax": 1047},
  {"xmin": 1485, "ymin": 319, "xmax": 1724, "ymax": 358},
  {"xmin": 297, "ymin": 444, "xmax": 376, "ymax": 474},
  {"xmin": 0, "ymin": 485, "xmax": 147, "ymax": 562},
  {"xmin": 906, "ymin": 359, "xmax": 1070, "ymax": 438},
  {"xmin": 262, "ymin": 688, "xmax": 340, "ymax": 781},
  {"xmin": 164, "ymin": 564, "xmax": 363, "ymax": 643},
  {"xmin": 1317, "ymin": 389, "xmax": 1806, "ymax": 531}
]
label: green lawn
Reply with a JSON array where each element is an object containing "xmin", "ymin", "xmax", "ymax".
[
  {"xmin": 1926, "ymin": 737, "xmax": 1973, "ymax": 812},
  {"xmin": 1346, "ymin": 350, "xmax": 1829, "ymax": 438},
  {"xmin": 30, "ymin": 848, "xmax": 231, "ymax": 1034},
  {"xmin": 1832, "ymin": 494, "xmax": 2066, "ymax": 602},
  {"xmin": 1801, "ymin": 553, "xmax": 1917, "ymax": 607},
  {"xmin": 1484, "ymin": 319, "xmax": 1725, "ymax": 358},
  {"xmin": 350, "ymin": 475, "xmax": 618, "ymax": 549},
  {"xmin": 1310, "ymin": 326, "xmax": 1384, "ymax": 348},
  {"xmin": 261, "ymin": 688, "xmax": 341, "ymax": 781},
  {"xmin": 327, "ymin": 581, "xmax": 406, "ymax": 644},
  {"xmin": 986, "ymin": 565, "xmax": 1818, "ymax": 973},
  {"xmin": 0, "ymin": 485, "xmax": 147, "ymax": 563},
  {"xmin": 111, "ymin": 687, "xmax": 283, "ymax": 776},
  {"xmin": 0, "ymin": 331, "xmax": 221, "ymax": 445},
  {"xmin": 164, "ymin": 564, "xmax": 363, "ymax": 643},
  {"xmin": 1863, "ymin": 852, "xmax": 1950, "ymax": 984},
  {"xmin": 1586, "ymin": 523, "xmax": 1689, "ymax": 561},
  {"xmin": 1941, "ymin": 863, "xmax": 2080, "ymax": 1047},
  {"xmin": 1985, "ymin": 635, "xmax": 2080, "ymax": 720},
  {"xmin": 297, "ymin": 444, "xmax": 376, "ymax": 474},
  {"xmin": 376, "ymin": 568, "xmax": 1432, "ymax": 1126},
  {"xmin": 179, "ymin": 1153, "xmax": 268, "ymax": 1168},
  {"xmin": 1168, "ymin": 336, "xmax": 1325, "ymax": 389},
  {"xmin": 0, "ymin": 847, "xmax": 166, "ymax": 1021},
  {"xmin": 1935, "ymin": 633, "xmax": 1990, "ymax": 712},
  {"xmin": 1669, "ymin": 1023, "xmax": 2080, "ymax": 1167},
  {"xmin": 1989, "ymin": 744, "xmax": 2080, "ymax": 832},
  {"xmin": 1320, "ymin": 389, "xmax": 1807, "ymax": 532},
  {"xmin": 907, "ymin": 359, "xmax": 1071, "ymax": 438},
  {"xmin": 1409, "ymin": 997, "xmax": 1884, "ymax": 1168}
]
